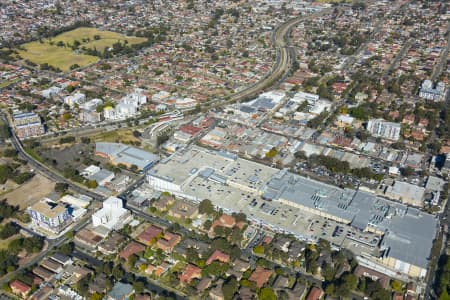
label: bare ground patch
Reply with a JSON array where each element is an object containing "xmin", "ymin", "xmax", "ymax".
[{"xmin": 3, "ymin": 174, "xmax": 55, "ymax": 209}]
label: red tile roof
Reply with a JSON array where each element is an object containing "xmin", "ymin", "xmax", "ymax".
[
  {"xmin": 249, "ymin": 267, "xmax": 273, "ymax": 288},
  {"xmin": 306, "ymin": 287, "xmax": 323, "ymax": 300},
  {"xmin": 119, "ymin": 241, "xmax": 146, "ymax": 260},
  {"xmin": 179, "ymin": 124, "xmax": 202, "ymax": 136},
  {"xmin": 138, "ymin": 225, "xmax": 163, "ymax": 245},
  {"xmin": 179, "ymin": 264, "xmax": 202, "ymax": 284},
  {"xmin": 206, "ymin": 250, "xmax": 230, "ymax": 265},
  {"xmin": 10, "ymin": 280, "xmax": 31, "ymax": 294}
]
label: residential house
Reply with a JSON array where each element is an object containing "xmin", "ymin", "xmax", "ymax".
[
  {"xmin": 119, "ymin": 242, "xmax": 146, "ymax": 261},
  {"xmin": 153, "ymin": 195, "xmax": 175, "ymax": 212},
  {"xmin": 156, "ymin": 232, "xmax": 182, "ymax": 253},
  {"xmin": 306, "ymin": 287, "xmax": 324, "ymax": 300},
  {"xmin": 179, "ymin": 264, "xmax": 202, "ymax": 284},
  {"xmin": 235, "ymin": 286, "xmax": 257, "ymax": 300},
  {"xmin": 50, "ymin": 253, "xmax": 72, "ymax": 266},
  {"xmin": 10, "ymin": 280, "xmax": 31, "ymax": 298},
  {"xmin": 197, "ymin": 277, "xmax": 212, "ymax": 293},
  {"xmin": 89, "ymin": 273, "xmax": 109, "ymax": 294},
  {"xmin": 137, "ymin": 225, "xmax": 163, "ymax": 245},
  {"xmin": 354, "ymin": 265, "xmax": 390, "ymax": 289},
  {"xmin": 40, "ymin": 257, "xmax": 64, "ymax": 273},
  {"xmin": 106, "ymin": 282, "xmax": 134, "ymax": 300},
  {"xmin": 209, "ymin": 279, "xmax": 225, "ymax": 300},
  {"xmin": 32, "ymin": 266, "xmax": 54, "ymax": 281},
  {"xmin": 226, "ymin": 259, "xmax": 251, "ymax": 280},
  {"xmin": 206, "ymin": 250, "xmax": 230, "ymax": 265},
  {"xmin": 249, "ymin": 267, "xmax": 273, "ymax": 288},
  {"xmin": 167, "ymin": 200, "xmax": 198, "ymax": 220}
]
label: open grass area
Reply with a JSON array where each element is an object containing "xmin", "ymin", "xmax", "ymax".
[
  {"xmin": 91, "ymin": 128, "xmax": 141, "ymax": 144},
  {"xmin": 0, "ymin": 234, "xmax": 20, "ymax": 250},
  {"xmin": 17, "ymin": 42, "xmax": 99, "ymax": 72},
  {"xmin": 17, "ymin": 27, "xmax": 146, "ymax": 72},
  {"xmin": 52, "ymin": 27, "xmax": 146, "ymax": 51}
]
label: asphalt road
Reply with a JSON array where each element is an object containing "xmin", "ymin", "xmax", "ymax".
[{"xmin": 431, "ymin": 22, "xmax": 450, "ymax": 82}]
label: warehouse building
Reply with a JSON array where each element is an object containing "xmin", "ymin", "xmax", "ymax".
[{"xmin": 95, "ymin": 142, "xmax": 159, "ymax": 172}]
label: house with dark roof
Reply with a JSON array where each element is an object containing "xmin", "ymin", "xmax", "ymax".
[
  {"xmin": 89, "ymin": 273, "xmax": 109, "ymax": 294},
  {"xmin": 209, "ymin": 279, "xmax": 225, "ymax": 300},
  {"xmin": 32, "ymin": 266, "xmax": 55, "ymax": 281},
  {"xmin": 106, "ymin": 282, "xmax": 134, "ymax": 300},
  {"xmin": 49, "ymin": 253, "xmax": 72, "ymax": 266}
]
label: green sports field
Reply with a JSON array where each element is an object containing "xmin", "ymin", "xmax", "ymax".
[{"xmin": 18, "ymin": 27, "xmax": 146, "ymax": 72}]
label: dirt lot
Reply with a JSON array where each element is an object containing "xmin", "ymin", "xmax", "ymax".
[
  {"xmin": 39, "ymin": 143, "xmax": 95, "ymax": 173},
  {"xmin": 3, "ymin": 174, "xmax": 55, "ymax": 209}
]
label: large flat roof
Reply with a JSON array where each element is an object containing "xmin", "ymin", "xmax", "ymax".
[
  {"xmin": 265, "ymin": 170, "xmax": 438, "ymax": 268},
  {"xmin": 96, "ymin": 142, "xmax": 159, "ymax": 170},
  {"xmin": 148, "ymin": 145, "xmax": 438, "ymax": 269}
]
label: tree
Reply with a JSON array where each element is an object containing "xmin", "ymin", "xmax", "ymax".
[
  {"xmin": 401, "ymin": 167, "xmax": 414, "ymax": 177},
  {"xmin": 325, "ymin": 283, "xmax": 336, "ymax": 296},
  {"xmin": 90, "ymin": 293, "xmax": 103, "ymax": 300},
  {"xmin": 258, "ymin": 287, "xmax": 277, "ymax": 300},
  {"xmin": 0, "ymin": 222, "xmax": 19, "ymax": 239},
  {"xmin": 338, "ymin": 273, "xmax": 358, "ymax": 295},
  {"xmin": 203, "ymin": 219, "xmax": 212, "ymax": 230},
  {"xmin": 265, "ymin": 147, "xmax": 278, "ymax": 159},
  {"xmin": 390, "ymin": 279, "xmax": 402, "ymax": 292},
  {"xmin": 230, "ymin": 227, "xmax": 243, "ymax": 245},
  {"xmin": 199, "ymin": 199, "xmax": 215, "ymax": 215},
  {"xmin": 3, "ymin": 148, "xmax": 16, "ymax": 157},
  {"xmin": 294, "ymin": 151, "xmax": 307, "ymax": 160},
  {"xmin": 321, "ymin": 263, "xmax": 336, "ymax": 281},
  {"xmin": 0, "ymin": 122, "xmax": 10, "ymax": 139},
  {"xmin": 112, "ymin": 265, "xmax": 125, "ymax": 280},
  {"xmin": 253, "ymin": 245, "xmax": 265, "ymax": 255},
  {"xmin": 133, "ymin": 281, "xmax": 145, "ymax": 293},
  {"xmin": 201, "ymin": 261, "xmax": 229, "ymax": 277},
  {"xmin": 133, "ymin": 130, "xmax": 141, "ymax": 138},
  {"xmin": 86, "ymin": 180, "xmax": 98, "ymax": 189},
  {"xmin": 59, "ymin": 242, "xmax": 74, "ymax": 255},
  {"xmin": 55, "ymin": 182, "xmax": 69, "ymax": 193},
  {"xmin": 232, "ymin": 212, "xmax": 246, "ymax": 223},
  {"xmin": 222, "ymin": 276, "xmax": 238, "ymax": 300}
]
